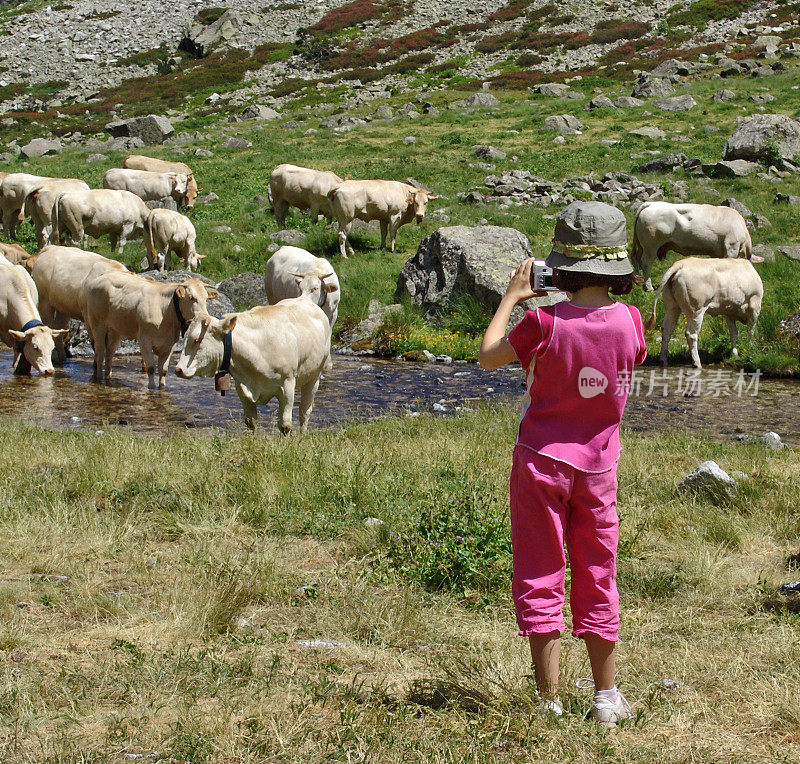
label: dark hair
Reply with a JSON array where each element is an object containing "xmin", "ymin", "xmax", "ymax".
[{"xmin": 552, "ymin": 269, "xmax": 643, "ymax": 296}]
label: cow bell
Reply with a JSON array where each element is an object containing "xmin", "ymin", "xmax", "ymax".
[{"xmin": 214, "ymin": 371, "xmax": 232, "ymax": 395}]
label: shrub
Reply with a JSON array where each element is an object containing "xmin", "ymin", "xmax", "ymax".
[
  {"xmin": 489, "ymin": 1, "xmax": 535, "ymax": 22},
  {"xmin": 196, "ymin": 7, "xmax": 228, "ymax": 26},
  {"xmin": 115, "ymin": 44, "xmax": 171, "ymax": 68},
  {"xmin": 516, "ymin": 52, "xmax": 543, "ymax": 66},
  {"xmin": 590, "ymin": 20, "xmax": 650, "ymax": 45},
  {"xmin": 475, "ymin": 32, "xmax": 516, "ymax": 53},
  {"xmin": 667, "ymin": 0, "xmax": 756, "ymax": 28},
  {"xmin": 310, "ymin": 0, "xmax": 405, "ymax": 34}
]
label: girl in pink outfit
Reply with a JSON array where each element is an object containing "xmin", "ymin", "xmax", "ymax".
[{"xmin": 479, "ymin": 202, "xmax": 647, "ymax": 725}]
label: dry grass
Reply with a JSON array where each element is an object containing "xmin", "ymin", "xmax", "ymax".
[{"xmin": 0, "ymin": 410, "xmax": 798, "ymax": 761}]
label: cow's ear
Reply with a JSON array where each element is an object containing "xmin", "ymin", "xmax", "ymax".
[
  {"xmin": 7, "ymin": 330, "xmax": 25, "ymax": 342},
  {"xmin": 219, "ymin": 315, "xmax": 237, "ymax": 333},
  {"xmin": 324, "ymin": 281, "xmax": 338, "ymax": 293},
  {"xmin": 427, "ymin": 193, "xmax": 439, "ymax": 201},
  {"xmin": 196, "ymin": 253, "xmax": 206, "ymax": 260},
  {"xmin": 406, "ymin": 191, "xmax": 416, "ymax": 207},
  {"xmin": 49, "ymin": 328, "xmax": 71, "ymax": 339},
  {"xmin": 175, "ymin": 285, "xmax": 186, "ymax": 298},
  {"xmin": 204, "ymin": 286, "xmax": 219, "ymax": 299}
]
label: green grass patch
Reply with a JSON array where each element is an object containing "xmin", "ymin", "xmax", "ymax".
[{"xmin": 667, "ymin": 0, "xmax": 756, "ymax": 28}]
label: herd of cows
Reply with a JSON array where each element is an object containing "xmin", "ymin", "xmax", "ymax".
[{"xmin": 0, "ymin": 152, "xmax": 770, "ymax": 431}]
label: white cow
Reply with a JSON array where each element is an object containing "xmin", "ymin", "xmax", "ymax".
[
  {"xmin": 124, "ymin": 155, "xmax": 199, "ymax": 209},
  {"xmin": 85, "ymin": 272, "xmax": 217, "ymax": 388},
  {"xmin": 30, "ymin": 245, "xmax": 129, "ymax": 364},
  {"xmin": 23, "ymin": 178, "xmax": 90, "ymax": 247},
  {"xmin": 632, "ymin": 202, "xmax": 753, "ymax": 291},
  {"xmin": 269, "ymin": 163, "xmax": 344, "ymax": 229},
  {"xmin": 0, "ymin": 173, "xmax": 55, "ymax": 238},
  {"xmin": 329, "ymin": 180, "xmax": 437, "ymax": 258},
  {"xmin": 54, "ymin": 189, "xmax": 150, "ymax": 253},
  {"xmin": 644, "ymin": 257, "xmax": 763, "ymax": 369},
  {"xmin": 264, "ymin": 246, "xmax": 340, "ymax": 328},
  {"xmin": 175, "ymin": 298, "xmax": 331, "ymax": 433},
  {"xmin": 0, "ymin": 242, "xmax": 32, "ymax": 267},
  {"xmin": 145, "ymin": 208, "xmax": 202, "ymax": 272},
  {"xmin": 0, "ymin": 254, "xmax": 68, "ymax": 375},
  {"xmin": 103, "ymin": 168, "xmax": 190, "ymax": 207}
]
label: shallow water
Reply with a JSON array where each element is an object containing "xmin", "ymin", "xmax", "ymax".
[{"xmin": 0, "ymin": 350, "xmax": 797, "ymax": 444}]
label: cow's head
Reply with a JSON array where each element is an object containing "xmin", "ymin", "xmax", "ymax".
[
  {"xmin": 169, "ymin": 173, "xmax": 191, "ymax": 207},
  {"xmin": 184, "ymin": 174, "xmax": 198, "ymax": 209},
  {"xmin": 174, "ymin": 278, "xmax": 218, "ymax": 320},
  {"xmin": 292, "ymin": 270, "xmax": 339, "ymax": 309},
  {"xmin": 175, "ymin": 312, "xmax": 236, "ymax": 380},
  {"xmin": 406, "ymin": 188, "xmax": 438, "ymax": 224},
  {"xmin": 9, "ymin": 324, "xmax": 69, "ymax": 376},
  {"xmin": 185, "ymin": 249, "xmax": 205, "ymax": 273}
]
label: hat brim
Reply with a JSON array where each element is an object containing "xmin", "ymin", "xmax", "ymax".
[{"xmin": 546, "ymin": 247, "xmax": 633, "ymax": 276}]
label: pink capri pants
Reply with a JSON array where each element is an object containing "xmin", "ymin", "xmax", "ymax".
[{"xmin": 510, "ymin": 445, "xmax": 620, "ymax": 642}]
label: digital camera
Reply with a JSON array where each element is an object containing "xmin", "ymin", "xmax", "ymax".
[{"xmin": 530, "ymin": 260, "xmax": 559, "ymax": 291}]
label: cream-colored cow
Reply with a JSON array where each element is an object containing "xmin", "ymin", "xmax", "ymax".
[
  {"xmin": 175, "ymin": 298, "xmax": 330, "ymax": 432},
  {"xmin": 24, "ymin": 178, "xmax": 90, "ymax": 247},
  {"xmin": 85, "ymin": 271, "xmax": 217, "ymax": 388},
  {"xmin": 269, "ymin": 163, "xmax": 344, "ymax": 228},
  {"xmin": 0, "ymin": 172, "xmax": 56, "ymax": 238},
  {"xmin": 144, "ymin": 208, "xmax": 203, "ymax": 272},
  {"xmin": 103, "ymin": 168, "xmax": 190, "ymax": 207},
  {"xmin": 645, "ymin": 257, "xmax": 763, "ymax": 369},
  {"xmin": 123, "ymin": 155, "xmax": 199, "ymax": 208}
]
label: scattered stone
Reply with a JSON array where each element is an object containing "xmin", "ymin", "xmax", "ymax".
[
  {"xmin": 213, "ymin": 225, "xmax": 232, "ymax": 234},
  {"xmin": 194, "ymin": 148, "xmax": 214, "ymax": 158},
  {"xmin": 678, "ymin": 460, "xmax": 738, "ymax": 496},
  {"xmin": 105, "ymin": 114, "xmax": 174, "ymax": 145},
  {"xmin": 364, "ymin": 517, "xmax": 384, "ymax": 529},
  {"xmin": 224, "ymin": 137, "xmax": 253, "ymax": 149},
  {"xmin": 403, "ymin": 136, "xmax": 417, "ymax": 145},
  {"xmin": 179, "ymin": 8, "xmax": 247, "ymax": 57},
  {"xmin": 632, "ymin": 75, "xmax": 675, "ymax": 99},
  {"xmin": 629, "ymin": 126, "xmax": 666, "ymax": 139},
  {"xmin": 270, "ymin": 229, "xmax": 306, "ymax": 247},
  {"xmin": 21, "ymin": 138, "xmax": 62, "ymax": 158},
  {"xmin": 146, "ymin": 198, "xmax": 178, "ymax": 212},
  {"xmin": 215, "ymin": 272, "xmax": 267, "ymax": 311},
  {"xmin": 722, "ymin": 197, "xmax": 752, "ymax": 218},
  {"xmin": 194, "ymin": 192, "xmax": 219, "ymax": 206},
  {"xmin": 752, "ymin": 243, "xmax": 775, "ymax": 262},
  {"xmin": 737, "ymin": 431, "xmax": 786, "ymax": 449},
  {"xmin": 703, "ymin": 160, "xmax": 762, "ymax": 178},
  {"xmin": 533, "ymin": 83, "xmax": 571, "ymax": 97},
  {"xmin": 86, "ymin": 153, "xmax": 108, "ymax": 163},
  {"xmin": 373, "ymin": 104, "xmax": 394, "ymax": 120},
  {"xmin": 615, "ymin": 96, "xmax": 644, "ymax": 108},
  {"xmin": 241, "ymin": 104, "xmax": 280, "ymax": 121},
  {"xmin": 473, "ymin": 144, "xmax": 506, "ymax": 161},
  {"xmin": 585, "ymin": 95, "xmax": 616, "ymax": 110},
  {"xmin": 636, "ymin": 153, "xmax": 696, "ymax": 173},
  {"xmin": 553, "ymin": 135, "xmax": 566, "ymax": 145},
  {"xmin": 655, "ymin": 95, "xmax": 697, "ymax": 112},
  {"xmin": 712, "ymin": 89, "xmax": 736, "ymax": 103},
  {"xmin": 778, "ymin": 245, "xmax": 800, "ymax": 261},
  {"xmin": 775, "ymin": 193, "xmax": 800, "ymax": 205},
  {"xmin": 466, "ymin": 92, "xmax": 499, "ymax": 107},
  {"xmin": 723, "ymin": 113, "xmax": 800, "ymax": 163},
  {"xmin": 433, "ymin": 403, "xmax": 448, "ymax": 413},
  {"xmin": 543, "ymin": 114, "xmax": 583, "ymax": 134},
  {"xmin": 295, "ymin": 639, "xmax": 346, "ymax": 649},
  {"xmin": 750, "ymin": 92, "xmax": 776, "ymax": 104}
]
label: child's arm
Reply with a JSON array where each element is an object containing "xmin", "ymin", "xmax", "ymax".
[{"xmin": 479, "ymin": 258, "xmax": 545, "ymax": 370}]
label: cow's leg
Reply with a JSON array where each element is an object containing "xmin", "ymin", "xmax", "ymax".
[
  {"xmin": 274, "ymin": 198, "xmax": 288, "ymax": 229},
  {"xmin": 103, "ymin": 332, "xmax": 121, "ymax": 382},
  {"xmin": 117, "ymin": 224, "xmax": 134, "ymax": 254},
  {"xmin": 139, "ymin": 338, "xmax": 158, "ymax": 390},
  {"xmin": 37, "ymin": 223, "xmax": 47, "ymax": 249},
  {"xmin": 1, "ymin": 208, "xmax": 13, "ymax": 237},
  {"xmin": 157, "ymin": 348, "xmax": 171, "ymax": 389},
  {"xmin": 298, "ymin": 377, "xmax": 321, "ymax": 434},
  {"xmin": 388, "ymin": 214, "xmax": 403, "ymax": 253},
  {"xmin": 338, "ymin": 223, "xmax": 353, "ymax": 259},
  {"xmin": 659, "ymin": 291, "xmax": 681, "ymax": 368},
  {"xmin": 685, "ymin": 308, "xmax": 707, "ymax": 370},
  {"xmin": 642, "ymin": 257, "xmax": 654, "ymax": 292},
  {"xmin": 379, "ymin": 219, "xmax": 388, "ymax": 250},
  {"xmin": 48, "ymin": 309, "xmax": 70, "ymax": 365},
  {"xmin": 90, "ymin": 325, "xmax": 106, "ymax": 381},
  {"xmin": 725, "ymin": 316, "xmax": 740, "ymax": 358},
  {"xmin": 276, "ymin": 377, "xmax": 296, "ymax": 435},
  {"xmin": 235, "ymin": 381, "xmax": 258, "ymax": 430}
]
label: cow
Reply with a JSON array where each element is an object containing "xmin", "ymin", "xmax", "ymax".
[
  {"xmin": 30, "ymin": 245, "xmax": 129, "ymax": 364},
  {"xmin": 632, "ymin": 202, "xmax": 753, "ymax": 291},
  {"xmin": 123, "ymin": 155, "xmax": 199, "ymax": 209},
  {"xmin": 0, "ymin": 242, "xmax": 33, "ymax": 267},
  {"xmin": 23, "ymin": 178, "xmax": 90, "ymax": 247},
  {"xmin": 328, "ymin": 180, "xmax": 437, "ymax": 258},
  {"xmin": 103, "ymin": 168, "xmax": 191, "ymax": 207},
  {"xmin": 0, "ymin": 253, "xmax": 68, "ymax": 375},
  {"xmin": 54, "ymin": 189, "xmax": 150, "ymax": 254},
  {"xmin": 269, "ymin": 163, "xmax": 344, "ymax": 229},
  {"xmin": 145, "ymin": 208, "xmax": 203, "ymax": 272},
  {"xmin": 644, "ymin": 257, "xmax": 763, "ymax": 369},
  {"xmin": 85, "ymin": 271, "xmax": 217, "ymax": 388},
  {"xmin": 175, "ymin": 298, "xmax": 331, "ymax": 433},
  {"xmin": 0, "ymin": 172, "xmax": 56, "ymax": 238}
]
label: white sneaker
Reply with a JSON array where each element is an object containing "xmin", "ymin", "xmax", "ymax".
[
  {"xmin": 537, "ymin": 696, "xmax": 563, "ymax": 717},
  {"xmin": 590, "ymin": 691, "xmax": 632, "ymax": 726}
]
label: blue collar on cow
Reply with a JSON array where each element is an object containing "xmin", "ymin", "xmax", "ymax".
[
  {"xmin": 317, "ymin": 288, "xmax": 327, "ymax": 308},
  {"xmin": 172, "ymin": 290, "xmax": 188, "ymax": 337},
  {"xmin": 21, "ymin": 319, "xmax": 43, "ymax": 332}
]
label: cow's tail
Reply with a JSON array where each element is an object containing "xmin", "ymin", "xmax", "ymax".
[
  {"xmin": 145, "ymin": 211, "xmax": 156, "ymax": 266},
  {"xmin": 52, "ymin": 192, "xmax": 65, "ymax": 246},
  {"xmin": 644, "ymin": 261, "xmax": 681, "ymax": 331},
  {"xmin": 630, "ymin": 204, "xmax": 648, "ymax": 272},
  {"xmin": 743, "ymin": 225, "xmax": 753, "ymax": 261}
]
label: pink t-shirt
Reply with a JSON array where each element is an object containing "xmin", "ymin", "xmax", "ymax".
[{"xmin": 507, "ymin": 300, "xmax": 647, "ymax": 473}]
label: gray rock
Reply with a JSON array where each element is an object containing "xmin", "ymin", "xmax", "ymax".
[
  {"xmin": 194, "ymin": 148, "xmax": 214, "ymax": 158},
  {"xmin": 224, "ymin": 137, "xmax": 252, "ymax": 149},
  {"xmin": 543, "ymin": 114, "xmax": 583, "ymax": 134},
  {"xmin": 179, "ymin": 9, "xmax": 246, "ymax": 57},
  {"xmin": 712, "ymin": 89, "xmax": 736, "ymax": 103},
  {"xmin": 629, "ymin": 126, "xmax": 666, "ymax": 140},
  {"xmin": 615, "ymin": 96, "xmax": 644, "ymax": 108},
  {"xmin": 146, "ymin": 197, "xmax": 178, "ymax": 212},
  {"xmin": 21, "ymin": 138, "xmax": 62, "ymax": 158},
  {"xmin": 778, "ymin": 245, "xmax": 800, "ymax": 261},
  {"xmin": 636, "ymin": 153, "xmax": 690, "ymax": 173},
  {"xmin": 655, "ymin": 95, "xmax": 697, "ymax": 112},
  {"xmin": 270, "ymin": 229, "xmax": 306, "ymax": 247},
  {"xmin": 565, "ymin": 90, "xmax": 586, "ymax": 100},
  {"xmin": 723, "ymin": 113, "xmax": 800, "ymax": 163},
  {"xmin": 139, "ymin": 270, "xmax": 234, "ymax": 317},
  {"xmin": 86, "ymin": 153, "xmax": 108, "ymax": 163},
  {"xmin": 473, "ymin": 144, "xmax": 506, "ymax": 161},
  {"xmin": 403, "ymin": 136, "xmax": 417, "ymax": 145},
  {"xmin": 373, "ymin": 105, "xmax": 394, "ymax": 120},
  {"xmin": 651, "ymin": 59, "xmax": 696, "ymax": 77},
  {"xmin": 108, "ymin": 136, "xmax": 146, "ymax": 152},
  {"xmin": 466, "ymin": 92, "xmax": 499, "ymax": 107},
  {"xmin": 752, "ymin": 243, "xmax": 775, "ymax": 262},
  {"xmin": 722, "ymin": 197, "xmax": 753, "ymax": 218},
  {"xmin": 280, "ymin": 121, "xmax": 303, "ymax": 130},
  {"xmin": 632, "ymin": 75, "xmax": 675, "ymax": 99},
  {"xmin": 533, "ymin": 83, "xmax": 571, "ymax": 97},
  {"xmin": 585, "ymin": 95, "xmax": 616, "ymax": 110},
  {"xmin": 105, "ymin": 115, "xmax": 174, "ymax": 145},
  {"xmin": 241, "ymin": 104, "xmax": 280, "ymax": 120},
  {"xmin": 678, "ymin": 460, "xmax": 738, "ymax": 496},
  {"xmin": 395, "ymin": 226, "xmax": 562, "ymax": 321},
  {"xmin": 778, "ymin": 307, "xmax": 800, "ymax": 340},
  {"xmin": 775, "ymin": 193, "xmax": 800, "ymax": 205},
  {"xmin": 750, "ymin": 92, "xmax": 776, "ymax": 104},
  {"xmin": 194, "ymin": 192, "xmax": 219, "ymax": 206},
  {"xmin": 215, "ymin": 272, "xmax": 267, "ymax": 311},
  {"xmin": 339, "ymin": 299, "xmax": 404, "ymax": 345},
  {"xmin": 703, "ymin": 160, "xmax": 762, "ymax": 178}
]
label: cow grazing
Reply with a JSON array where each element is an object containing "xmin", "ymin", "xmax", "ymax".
[
  {"xmin": 85, "ymin": 272, "xmax": 217, "ymax": 388},
  {"xmin": 0, "ymin": 173, "xmax": 55, "ymax": 238},
  {"xmin": 175, "ymin": 298, "xmax": 331, "ymax": 433},
  {"xmin": 328, "ymin": 180, "xmax": 437, "ymax": 258},
  {"xmin": 54, "ymin": 189, "xmax": 150, "ymax": 254},
  {"xmin": 103, "ymin": 168, "xmax": 191, "ymax": 207},
  {"xmin": 145, "ymin": 208, "xmax": 203, "ymax": 272},
  {"xmin": 632, "ymin": 202, "xmax": 752, "ymax": 291},
  {"xmin": 0, "ymin": 254, "xmax": 68, "ymax": 375},
  {"xmin": 30, "ymin": 245, "xmax": 129, "ymax": 364},
  {"xmin": 0, "ymin": 242, "xmax": 33, "ymax": 267},
  {"xmin": 23, "ymin": 178, "xmax": 90, "ymax": 247},
  {"xmin": 123, "ymin": 155, "xmax": 198, "ymax": 209},
  {"xmin": 269, "ymin": 163, "xmax": 344, "ymax": 229},
  {"xmin": 644, "ymin": 257, "xmax": 763, "ymax": 369}
]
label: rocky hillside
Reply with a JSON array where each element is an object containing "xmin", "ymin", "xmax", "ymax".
[{"xmin": 0, "ymin": 0, "xmax": 797, "ymax": 122}]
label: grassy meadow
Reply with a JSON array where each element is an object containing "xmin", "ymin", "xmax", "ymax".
[
  {"xmin": 1, "ymin": 412, "xmax": 799, "ymax": 762},
  {"xmin": 6, "ymin": 59, "xmax": 800, "ymax": 372}
]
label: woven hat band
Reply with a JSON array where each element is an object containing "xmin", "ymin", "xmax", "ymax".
[{"xmin": 551, "ymin": 240, "xmax": 629, "ymax": 261}]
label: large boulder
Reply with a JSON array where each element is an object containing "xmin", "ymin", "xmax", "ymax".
[
  {"xmin": 702, "ymin": 159, "xmax": 762, "ymax": 178},
  {"xmin": 722, "ymin": 114, "xmax": 800, "ymax": 163},
  {"xmin": 543, "ymin": 114, "xmax": 583, "ymax": 134},
  {"xmin": 241, "ymin": 104, "xmax": 281, "ymax": 121},
  {"xmin": 395, "ymin": 226, "xmax": 561, "ymax": 320},
  {"xmin": 21, "ymin": 137, "xmax": 62, "ymax": 158},
  {"xmin": 654, "ymin": 95, "xmax": 697, "ymax": 112},
  {"xmin": 105, "ymin": 115, "xmax": 174, "ymax": 145},
  {"xmin": 215, "ymin": 272, "xmax": 267, "ymax": 311},
  {"xmin": 631, "ymin": 75, "xmax": 675, "ymax": 99},
  {"xmin": 179, "ymin": 9, "xmax": 245, "ymax": 58},
  {"xmin": 466, "ymin": 92, "xmax": 500, "ymax": 107},
  {"xmin": 139, "ymin": 270, "xmax": 234, "ymax": 317}
]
